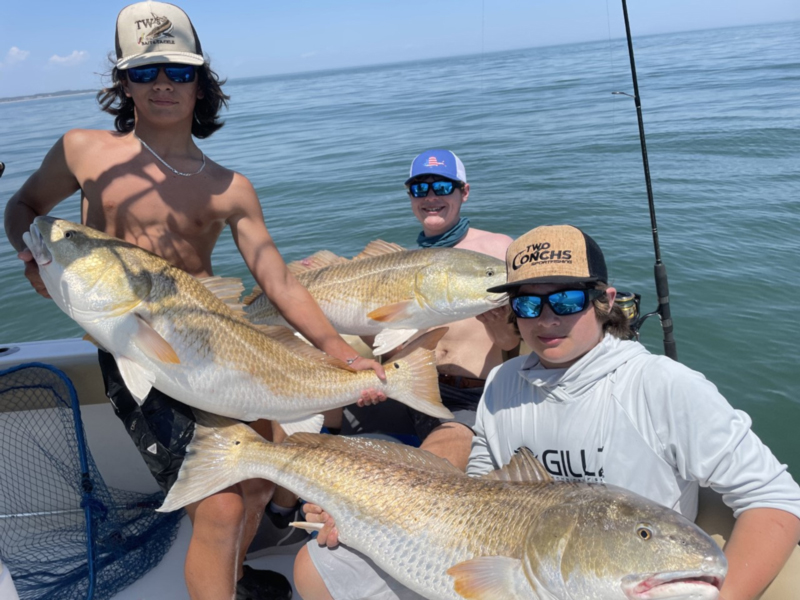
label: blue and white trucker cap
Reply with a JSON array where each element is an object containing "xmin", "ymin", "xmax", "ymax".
[{"xmin": 405, "ymin": 149, "xmax": 467, "ymax": 185}]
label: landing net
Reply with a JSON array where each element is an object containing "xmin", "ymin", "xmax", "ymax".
[{"xmin": 0, "ymin": 363, "xmax": 183, "ymax": 600}]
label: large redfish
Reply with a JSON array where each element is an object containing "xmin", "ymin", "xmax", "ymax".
[
  {"xmin": 243, "ymin": 241, "xmax": 508, "ymax": 355},
  {"xmin": 160, "ymin": 416, "xmax": 727, "ymax": 600},
  {"xmin": 23, "ymin": 217, "xmax": 451, "ymax": 433}
]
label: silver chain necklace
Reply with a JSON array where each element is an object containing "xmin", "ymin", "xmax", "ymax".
[{"xmin": 134, "ymin": 133, "xmax": 206, "ymax": 177}]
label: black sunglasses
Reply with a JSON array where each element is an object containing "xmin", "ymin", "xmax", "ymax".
[
  {"xmin": 511, "ymin": 289, "xmax": 603, "ymax": 319},
  {"xmin": 126, "ymin": 63, "xmax": 197, "ymax": 84},
  {"xmin": 407, "ymin": 180, "xmax": 462, "ymax": 198}
]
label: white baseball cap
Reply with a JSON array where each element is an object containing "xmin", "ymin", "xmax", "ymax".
[{"xmin": 115, "ymin": 1, "xmax": 205, "ymax": 70}]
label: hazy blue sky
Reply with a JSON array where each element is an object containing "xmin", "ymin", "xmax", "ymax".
[{"xmin": 1, "ymin": 0, "xmax": 798, "ymax": 97}]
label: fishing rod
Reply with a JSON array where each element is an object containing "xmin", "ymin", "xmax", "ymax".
[{"xmin": 616, "ymin": 0, "xmax": 678, "ymax": 361}]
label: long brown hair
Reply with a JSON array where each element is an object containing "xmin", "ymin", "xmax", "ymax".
[{"xmin": 96, "ymin": 62, "xmax": 230, "ymax": 138}]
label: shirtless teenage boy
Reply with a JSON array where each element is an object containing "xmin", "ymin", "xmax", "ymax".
[{"xmin": 4, "ymin": 3, "xmax": 384, "ymax": 599}]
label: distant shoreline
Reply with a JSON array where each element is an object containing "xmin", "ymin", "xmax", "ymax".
[{"xmin": 0, "ymin": 89, "xmax": 96, "ymax": 104}]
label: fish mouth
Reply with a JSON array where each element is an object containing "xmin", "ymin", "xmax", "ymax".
[
  {"xmin": 622, "ymin": 571, "xmax": 723, "ymax": 599},
  {"xmin": 486, "ymin": 292, "xmax": 508, "ymax": 305},
  {"xmin": 22, "ymin": 221, "xmax": 53, "ymax": 267}
]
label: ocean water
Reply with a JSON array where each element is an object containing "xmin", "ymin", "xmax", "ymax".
[{"xmin": 1, "ymin": 21, "xmax": 798, "ymax": 469}]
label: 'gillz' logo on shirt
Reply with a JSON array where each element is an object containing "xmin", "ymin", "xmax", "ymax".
[
  {"xmin": 540, "ymin": 448, "xmax": 604, "ymax": 483},
  {"xmin": 511, "ymin": 242, "xmax": 572, "ymax": 270}
]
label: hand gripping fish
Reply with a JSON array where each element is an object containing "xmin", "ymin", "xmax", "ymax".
[
  {"xmin": 243, "ymin": 240, "xmax": 509, "ymax": 355},
  {"xmin": 160, "ymin": 415, "xmax": 727, "ymax": 600},
  {"xmin": 23, "ymin": 217, "xmax": 452, "ymax": 433}
]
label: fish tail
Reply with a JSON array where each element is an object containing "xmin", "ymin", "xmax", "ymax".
[
  {"xmin": 385, "ymin": 347, "xmax": 454, "ymax": 420},
  {"xmin": 157, "ymin": 413, "xmax": 267, "ymax": 512}
]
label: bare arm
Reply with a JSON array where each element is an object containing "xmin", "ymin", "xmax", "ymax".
[
  {"xmin": 719, "ymin": 508, "xmax": 800, "ymax": 600},
  {"xmin": 227, "ymin": 176, "xmax": 386, "ymax": 384},
  {"xmin": 5, "ymin": 133, "xmax": 83, "ymax": 296}
]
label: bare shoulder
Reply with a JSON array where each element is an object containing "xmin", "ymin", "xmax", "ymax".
[
  {"xmin": 61, "ymin": 129, "xmax": 128, "ymax": 165},
  {"xmin": 62, "ymin": 128, "xmax": 124, "ymax": 152},
  {"xmin": 203, "ymin": 160, "xmax": 260, "ymax": 215},
  {"xmin": 456, "ymin": 227, "xmax": 514, "ymax": 260}
]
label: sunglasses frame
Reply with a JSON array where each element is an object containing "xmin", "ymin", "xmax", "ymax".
[
  {"xmin": 510, "ymin": 289, "xmax": 604, "ymax": 319},
  {"xmin": 407, "ymin": 179, "xmax": 463, "ymax": 198},
  {"xmin": 125, "ymin": 63, "xmax": 198, "ymax": 84}
]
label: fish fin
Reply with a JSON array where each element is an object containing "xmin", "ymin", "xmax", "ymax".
[
  {"xmin": 447, "ymin": 556, "xmax": 533, "ymax": 600},
  {"xmin": 193, "ymin": 409, "xmax": 241, "ymax": 429},
  {"xmin": 391, "ymin": 327, "xmax": 449, "ymax": 358},
  {"xmin": 81, "ymin": 332, "xmax": 108, "ymax": 351},
  {"xmin": 242, "ymin": 285, "xmax": 263, "ymax": 306},
  {"xmin": 289, "ymin": 521, "xmax": 324, "ymax": 532},
  {"xmin": 372, "ymin": 328, "xmax": 419, "ymax": 356},
  {"xmin": 353, "ymin": 239, "xmax": 406, "ymax": 260},
  {"xmin": 158, "ymin": 415, "xmax": 268, "ymax": 512},
  {"xmin": 286, "ymin": 433, "xmax": 464, "ymax": 475},
  {"xmin": 197, "ymin": 276, "xmax": 246, "ymax": 317},
  {"xmin": 133, "ymin": 315, "xmax": 181, "ymax": 364},
  {"xmin": 115, "ymin": 356, "xmax": 156, "ymax": 404},
  {"xmin": 367, "ymin": 300, "xmax": 418, "ymax": 323},
  {"xmin": 276, "ymin": 414, "xmax": 325, "ymax": 436},
  {"xmin": 385, "ymin": 348, "xmax": 453, "ymax": 419},
  {"xmin": 481, "ymin": 447, "xmax": 554, "ymax": 484},
  {"xmin": 255, "ymin": 326, "xmax": 357, "ymax": 371},
  {"xmin": 287, "ymin": 250, "xmax": 348, "ymax": 274}
]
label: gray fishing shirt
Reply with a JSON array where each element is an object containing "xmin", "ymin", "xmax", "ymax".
[{"xmin": 468, "ymin": 334, "xmax": 800, "ymax": 520}]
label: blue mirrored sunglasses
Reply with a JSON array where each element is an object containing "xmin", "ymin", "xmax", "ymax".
[
  {"xmin": 126, "ymin": 63, "xmax": 197, "ymax": 84},
  {"xmin": 510, "ymin": 289, "xmax": 603, "ymax": 319},
  {"xmin": 407, "ymin": 180, "xmax": 460, "ymax": 198}
]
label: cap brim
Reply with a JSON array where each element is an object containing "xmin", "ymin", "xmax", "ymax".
[
  {"xmin": 487, "ymin": 275, "xmax": 600, "ymax": 293},
  {"xmin": 117, "ymin": 52, "xmax": 205, "ymax": 70},
  {"xmin": 404, "ymin": 175, "xmax": 465, "ymax": 186}
]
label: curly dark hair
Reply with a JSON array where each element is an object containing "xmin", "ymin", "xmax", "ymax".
[{"xmin": 96, "ymin": 62, "xmax": 230, "ymax": 138}]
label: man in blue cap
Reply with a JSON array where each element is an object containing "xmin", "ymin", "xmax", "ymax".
[{"xmin": 293, "ymin": 149, "xmax": 520, "ymax": 600}]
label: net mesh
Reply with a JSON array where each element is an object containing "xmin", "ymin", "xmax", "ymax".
[{"xmin": 0, "ymin": 363, "xmax": 183, "ymax": 600}]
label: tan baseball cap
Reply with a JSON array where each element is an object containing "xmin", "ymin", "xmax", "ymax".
[
  {"xmin": 115, "ymin": 1, "xmax": 205, "ymax": 70},
  {"xmin": 488, "ymin": 225, "xmax": 608, "ymax": 293}
]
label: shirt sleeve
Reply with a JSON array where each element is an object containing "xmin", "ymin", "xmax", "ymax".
[
  {"xmin": 467, "ymin": 365, "xmax": 504, "ymax": 478},
  {"xmin": 641, "ymin": 356, "xmax": 800, "ymax": 519}
]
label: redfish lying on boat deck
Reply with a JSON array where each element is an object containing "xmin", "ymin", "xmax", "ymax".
[
  {"xmin": 23, "ymin": 216, "xmax": 451, "ymax": 434},
  {"xmin": 243, "ymin": 240, "xmax": 508, "ymax": 355},
  {"xmin": 160, "ymin": 414, "xmax": 727, "ymax": 600}
]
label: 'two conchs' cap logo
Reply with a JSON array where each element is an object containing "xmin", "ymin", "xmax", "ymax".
[{"xmin": 487, "ymin": 225, "xmax": 608, "ymax": 293}]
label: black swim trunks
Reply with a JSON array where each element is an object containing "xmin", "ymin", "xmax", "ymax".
[
  {"xmin": 98, "ymin": 350, "xmax": 196, "ymax": 494},
  {"xmin": 340, "ymin": 381, "xmax": 483, "ymax": 444}
]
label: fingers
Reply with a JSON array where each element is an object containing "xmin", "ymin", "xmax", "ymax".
[
  {"xmin": 21, "ymin": 258, "xmax": 50, "ymax": 298},
  {"xmin": 477, "ymin": 306, "xmax": 506, "ymax": 321},
  {"xmin": 303, "ymin": 503, "xmax": 339, "ymax": 547},
  {"xmin": 302, "ymin": 503, "xmax": 325, "ymax": 521},
  {"xmin": 357, "ymin": 386, "xmax": 387, "ymax": 406},
  {"xmin": 318, "ymin": 518, "xmax": 339, "ymax": 548},
  {"xmin": 350, "ymin": 356, "xmax": 387, "ymax": 382}
]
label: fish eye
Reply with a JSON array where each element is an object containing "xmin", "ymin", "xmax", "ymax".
[
  {"xmin": 636, "ymin": 524, "xmax": 653, "ymax": 540},
  {"xmin": 65, "ymin": 230, "xmax": 75, "ymax": 238},
  {"xmin": 486, "ymin": 267, "xmax": 495, "ymax": 277},
  {"xmin": 393, "ymin": 362, "xmax": 400, "ymax": 369}
]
